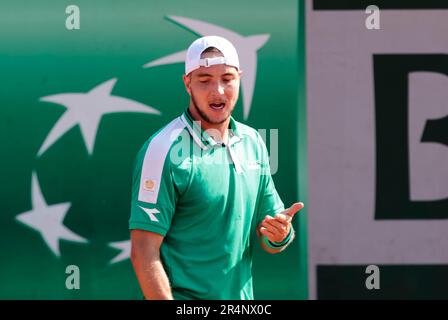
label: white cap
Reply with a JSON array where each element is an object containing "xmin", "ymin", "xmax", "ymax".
[{"xmin": 185, "ymin": 36, "xmax": 240, "ymax": 75}]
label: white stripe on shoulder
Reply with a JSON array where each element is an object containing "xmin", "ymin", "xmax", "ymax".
[
  {"xmin": 180, "ymin": 114, "xmax": 206, "ymax": 150},
  {"xmin": 138, "ymin": 117, "xmax": 186, "ymax": 204}
]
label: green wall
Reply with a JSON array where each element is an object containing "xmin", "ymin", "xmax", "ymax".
[{"xmin": 0, "ymin": 0, "xmax": 307, "ymax": 299}]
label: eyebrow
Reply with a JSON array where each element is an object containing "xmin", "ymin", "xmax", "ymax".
[
  {"xmin": 196, "ymin": 72, "xmax": 236, "ymax": 77},
  {"xmin": 196, "ymin": 73, "xmax": 213, "ymax": 77}
]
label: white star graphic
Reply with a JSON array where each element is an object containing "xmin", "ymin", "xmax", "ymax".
[
  {"xmin": 143, "ymin": 15, "xmax": 269, "ymax": 120},
  {"xmin": 38, "ymin": 78, "xmax": 161, "ymax": 156},
  {"xmin": 108, "ymin": 240, "xmax": 131, "ymax": 264},
  {"xmin": 108, "ymin": 207, "xmax": 161, "ymax": 264},
  {"xmin": 16, "ymin": 172, "xmax": 88, "ymax": 257},
  {"xmin": 139, "ymin": 206, "xmax": 160, "ymax": 222}
]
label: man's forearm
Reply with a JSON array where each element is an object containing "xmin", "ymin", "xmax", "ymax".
[
  {"xmin": 256, "ymin": 227, "xmax": 295, "ymax": 254},
  {"xmin": 132, "ymin": 257, "xmax": 173, "ymax": 300},
  {"xmin": 260, "ymin": 234, "xmax": 285, "ymax": 254}
]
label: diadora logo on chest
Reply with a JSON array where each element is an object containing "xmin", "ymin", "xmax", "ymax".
[{"xmin": 247, "ymin": 160, "xmax": 261, "ymax": 170}]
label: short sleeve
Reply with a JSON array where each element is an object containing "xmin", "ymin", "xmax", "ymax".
[
  {"xmin": 256, "ymin": 133, "xmax": 285, "ymax": 226},
  {"xmin": 129, "ymin": 140, "xmax": 177, "ymax": 237}
]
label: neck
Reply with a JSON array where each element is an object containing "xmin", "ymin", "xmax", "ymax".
[{"xmin": 188, "ymin": 105, "xmax": 230, "ymax": 144}]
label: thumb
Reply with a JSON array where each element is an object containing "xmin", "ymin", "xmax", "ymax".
[{"xmin": 285, "ymin": 202, "xmax": 304, "ymax": 218}]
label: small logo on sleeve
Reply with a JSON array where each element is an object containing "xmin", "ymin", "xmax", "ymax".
[
  {"xmin": 143, "ymin": 179, "xmax": 156, "ymax": 192},
  {"xmin": 138, "ymin": 206, "xmax": 160, "ymax": 222}
]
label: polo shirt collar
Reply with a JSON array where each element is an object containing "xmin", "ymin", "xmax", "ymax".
[{"xmin": 180, "ymin": 108, "xmax": 242, "ymax": 150}]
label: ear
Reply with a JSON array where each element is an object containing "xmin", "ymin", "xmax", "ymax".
[{"xmin": 182, "ymin": 74, "xmax": 191, "ymax": 96}]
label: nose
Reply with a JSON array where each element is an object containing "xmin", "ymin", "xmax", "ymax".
[
  {"xmin": 211, "ymin": 81, "xmax": 225, "ymax": 95},
  {"xmin": 217, "ymin": 82, "xmax": 225, "ymax": 95}
]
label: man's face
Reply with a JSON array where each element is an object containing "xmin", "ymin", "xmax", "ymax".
[{"xmin": 183, "ymin": 52, "xmax": 241, "ymax": 125}]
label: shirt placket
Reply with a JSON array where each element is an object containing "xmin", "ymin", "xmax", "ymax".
[{"xmin": 226, "ymin": 136, "xmax": 243, "ymax": 174}]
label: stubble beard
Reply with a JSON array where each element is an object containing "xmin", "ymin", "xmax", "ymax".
[{"xmin": 190, "ymin": 89, "xmax": 232, "ymax": 125}]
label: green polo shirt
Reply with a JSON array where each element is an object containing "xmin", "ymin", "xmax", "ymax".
[{"xmin": 129, "ymin": 108, "xmax": 284, "ymax": 300}]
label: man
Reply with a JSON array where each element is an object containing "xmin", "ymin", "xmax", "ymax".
[{"xmin": 129, "ymin": 35, "xmax": 304, "ymax": 300}]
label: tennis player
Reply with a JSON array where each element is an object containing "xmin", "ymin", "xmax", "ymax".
[{"xmin": 129, "ymin": 35, "xmax": 304, "ymax": 300}]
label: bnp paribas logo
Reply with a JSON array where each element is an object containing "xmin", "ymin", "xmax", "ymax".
[{"xmin": 15, "ymin": 15, "xmax": 270, "ymax": 264}]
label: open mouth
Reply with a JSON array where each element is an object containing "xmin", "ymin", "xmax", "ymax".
[{"xmin": 209, "ymin": 103, "xmax": 225, "ymax": 110}]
